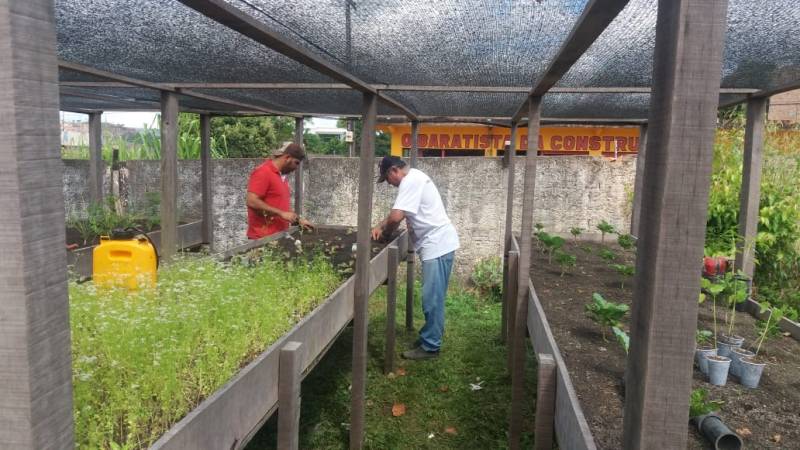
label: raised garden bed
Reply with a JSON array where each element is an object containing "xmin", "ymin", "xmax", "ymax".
[
  {"xmin": 526, "ymin": 238, "xmax": 800, "ymax": 449},
  {"xmin": 69, "ymin": 225, "xmax": 407, "ymax": 449}
]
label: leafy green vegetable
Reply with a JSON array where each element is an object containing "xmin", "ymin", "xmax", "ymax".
[{"xmin": 585, "ymin": 293, "xmax": 629, "ymax": 340}]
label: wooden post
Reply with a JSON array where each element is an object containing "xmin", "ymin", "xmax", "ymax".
[
  {"xmin": 160, "ymin": 91, "xmax": 179, "ymax": 260},
  {"xmin": 384, "ymin": 245, "xmax": 399, "ymax": 374},
  {"xmin": 278, "ymin": 341, "xmax": 303, "ymax": 450},
  {"xmin": 88, "ymin": 111, "xmax": 104, "ymax": 204},
  {"xmin": 533, "ymin": 354, "xmax": 556, "ymax": 450},
  {"xmin": 406, "ymin": 119, "xmax": 419, "ymax": 331},
  {"xmin": 502, "ymin": 122, "xmax": 518, "ymax": 343},
  {"xmin": 630, "ymin": 124, "xmax": 648, "ymax": 236},
  {"xmin": 350, "ymin": 92, "xmax": 377, "ymax": 450},
  {"xmin": 0, "ymin": 1, "xmax": 75, "ymax": 447},
  {"xmin": 294, "ymin": 117, "xmax": 304, "ymax": 216},
  {"xmin": 200, "ymin": 114, "xmax": 214, "ymax": 248},
  {"xmin": 347, "ymin": 119, "xmax": 355, "ymax": 157},
  {"xmin": 735, "ymin": 97, "xmax": 767, "ymax": 279},
  {"xmin": 509, "ymin": 96, "xmax": 541, "ymax": 449},
  {"xmin": 622, "ymin": 0, "xmax": 729, "ymax": 447},
  {"xmin": 506, "ymin": 250, "xmax": 519, "ymax": 371}
]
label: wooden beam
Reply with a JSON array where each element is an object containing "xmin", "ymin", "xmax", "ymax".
[
  {"xmin": 501, "ymin": 122, "xmax": 518, "ymax": 343},
  {"xmin": 534, "ymin": 354, "xmax": 556, "ymax": 450},
  {"xmin": 509, "ymin": 96, "xmax": 542, "ymax": 449},
  {"xmin": 200, "ymin": 114, "xmax": 214, "ymax": 248},
  {"xmin": 0, "ymin": 1, "xmax": 74, "ymax": 447},
  {"xmin": 735, "ymin": 97, "xmax": 767, "ymax": 278},
  {"xmin": 630, "ymin": 124, "xmax": 647, "ymax": 236},
  {"xmin": 294, "ymin": 117, "xmax": 304, "ymax": 216},
  {"xmin": 278, "ymin": 342, "xmax": 302, "ymax": 450},
  {"xmin": 88, "ymin": 111, "xmax": 104, "ymax": 204},
  {"xmin": 160, "ymin": 91, "xmax": 179, "ymax": 260},
  {"xmin": 174, "ymin": 87, "xmax": 290, "ymax": 116},
  {"xmin": 60, "ymin": 81, "xmax": 759, "ymax": 95},
  {"xmin": 622, "ymin": 0, "xmax": 729, "ymax": 447},
  {"xmin": 350, "ymin": 92, "xmax": 377, "ymax": 449},
  {"xmin": 384, "ymin": 245, "xmax": 399, "ymax": 374},
  {"xmin": 512, "ymin": 0, "xmax": 631, "ymax": 121},
  {"xmin": 174, "ymin": 0, "xmax": 417, "ymax": 120}
]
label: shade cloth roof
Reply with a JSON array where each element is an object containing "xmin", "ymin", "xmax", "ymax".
[{"xmin": 55, "ymin": 0, "xmax": 800, "ymax": 121}]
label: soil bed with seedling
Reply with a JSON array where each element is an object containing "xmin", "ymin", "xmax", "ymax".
[
  {"xmin": 69, "ymin": 226, "xmax": 395, "ymax": 449},
  {"xmin": 529, "ymin": 239, "xmax": 800, "ymax": 449}
]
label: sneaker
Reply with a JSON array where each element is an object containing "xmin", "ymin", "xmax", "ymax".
[{"xmin": 401, "ymin": 346, "xmax": 439, "ymax": 360}]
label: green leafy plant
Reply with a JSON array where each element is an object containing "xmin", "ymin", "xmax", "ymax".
[
  {"xmin": 696, "ymin": 329, "xmax": 713, "ymax": 346},
  {"xmin": 599, "ymin": 249, "xmax": 617, "ymax": 262},
  {"xmin": 471, "ymin": 256, "xmax": 503, "ymax": 300},
  {"xmin": 610, "ymin": 264, "xmax": 635, "ymax": 289},
  {"xmin": 689, "ymin": 388, "xmax": 723, "ymax": 417},
  {"xmin": 721, "ymin": 271, "xmax": 749, "ymax": 336},
  {"xmin": 701, "ymin": 277, "xmax": 726, "ymax": 347},
  {"xmin": 539, "ymin": 233, "xmax": 565, "ymax": 264},
  {"xmin": 570, "ymin": 227, "xmax": 584, "ymax": 241},
  {"xmin": 585, "ymin": 292, "xmax": 629, "ymax": 341},
  {"xmin": 597, "ymin": 220, "xmax": 616, "ymax": 243},
  {"xmin": 754, "ymin": 303, "xmax": 786, "ymax": 356},
  {"xmin": 612, "ymin": 326, "xmax": 630, "ymax": 354},
  {"xmin": 617, "ymin": 233, "xmax": 635, "ymax": 250},
  {"xmin": 555, "ymin": 251, "xmax": 576, "ymax": 277}
]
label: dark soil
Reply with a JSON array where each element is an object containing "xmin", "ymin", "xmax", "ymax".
[
  {"xmin": 530, "ymin": 239, "xmax": 800, "ymax": 449},
  {"xmin": 259, "ymin": 227, "xmax": 396, "ymax": 277}
]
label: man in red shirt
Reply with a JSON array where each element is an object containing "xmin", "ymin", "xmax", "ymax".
[{"xmin": 246, "ymin": 143, "xmax": 313, "ymax": 239}]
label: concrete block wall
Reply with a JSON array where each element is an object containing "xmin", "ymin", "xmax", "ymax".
[{"xmin": 62, "ymin": 156, "xmax": 636, "ymax": 275}]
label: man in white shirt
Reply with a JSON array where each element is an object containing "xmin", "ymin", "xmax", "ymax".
[{"xmin": 371, "ymin": 156, "xmax": 459, "ymax": 360}]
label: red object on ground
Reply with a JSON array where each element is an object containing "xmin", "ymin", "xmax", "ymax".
[
  {"xmin": 246, "ymin": 160, "xmax": 291, "ymax": 239},
  {"xmin": 703, "ymin": 256, "xmax": 728, "ymax": 277}
]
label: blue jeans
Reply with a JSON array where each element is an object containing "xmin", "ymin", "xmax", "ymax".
[{"xmin": 419, "ymin": 251, "xmax": 455, "ymax": 352}]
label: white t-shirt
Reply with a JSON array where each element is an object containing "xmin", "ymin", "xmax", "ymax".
[{"xmin": 392, "ymin": 168, "xmax": 459, "ymax": 261}]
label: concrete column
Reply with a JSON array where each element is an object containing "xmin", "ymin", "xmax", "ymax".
[
  {"xmin": 622, "ymin": 0, "xmax": 729, "ymax": 447},
  {"xmin": 630, "ymin": 124, "xmax": 648, "ymax": 236},
  {"xmin": 735, "ymin": 97, "xmax": 767, "ymax": 278},
  {"xmin": 160, "ymin": 91, "xmax": 179, "ymax": 260},
  {"xmin": 0, "ymin": 1, "xmax": 75, "ymax": 447},
  {"xmin": 88, "ymin": 111, "xmax": 104, "ymax": 204}
]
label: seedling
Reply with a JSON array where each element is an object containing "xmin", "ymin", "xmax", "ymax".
[
  {"xmin": 585, "ymin": 292, "xmax": 629, "ymax": 341},
  {"xmin": 700, "ymin": 277, "xmax": 725, "ymax": 347},
  {"xmin": 754, "ymin": 303, "xmax": 785, "ymax": 356},
  {"xmin": 597, "ymin": 220, "xmax": 616, "ymax": 243},
  {"xmin": 689, "ymin": 388, "xmax": 723, "ymax": 417},
  {"xmin": 612, "ymin": 326, "xmax": 630, "ymax": 354},
  {"xmin": 610, "ymin": 263, "xmax": 635, "ymax": 289},
  {"xmin": 696, "ymin": 329, "xmax": 713, "ymax": 346},
  {"xmin": 538, "ymin": 233, "xmax": 565, "ymax": 264},
  {"xmin": 722, "ymin": 271, "xmax": 749, "ymax": 336},
  {"xmin": 554, "ymin": 251, "xmax": 576, "ymax": 277},
  {"xmin": 599, "ymin": 249, "xmax": 617, "ymax": 262},
  {"xmin": 471, "ymin": 256, "xmax": 503, "ymax": 299},
  {"xmin": 617, "ymin": 233, "xmax": 635, "ymax": 250},
  {"xmin": 570, "ymin": 227, "xmax": 584, "ymax": 241}
]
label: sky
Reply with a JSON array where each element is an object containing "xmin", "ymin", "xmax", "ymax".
[{"xmin": 61, "ymin": 111, "xmax": 340, "ymax": 130}]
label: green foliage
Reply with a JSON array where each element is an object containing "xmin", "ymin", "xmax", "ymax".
[
  {"xmin": 70, "ymin": 252, "xmax": 341, "ymax": 448},
  {"xmin": 596, "ymin": 220, "xmax": 616, "ymax": 243},
  {"xmin": 755, "ymin": 302, "xmax": 786, "ymax": 355},
  {"xmin": 570, "ymin": 227, "xmax": 584, "ymax": 241},
  {"xmin": 617, "ymin": 233, "xmax": 635, "ymax": 250},
  {"xmin": 689, "ymin": 388, "xmax": 723, "ymax": 418},
  {"xmin": 303, "ymin": 130, "xmax": 348, "ymax": 155},
  {"xmin": 335, "ymin": 118, "xmax": 391, "ymax": 156},
  {"xmin": 538, "ymin": 232, "xmax": 565, "ymax": 264},
  {"xmin": 585, "ymin": 293, "xmax": 629, "ymax": 340},
  {"xmin": 610, "ymin": 263, "xmax": 635, "ymax": 289},
  {"xmin": 471, "ymin": 256, "xmax": 503, "ymax": 300},
  {"xmin": 599, "ymin": 249, "xmax": 617, "ymax": 262},
  {"xmin": 211, "ymin": 116, "xmax": 293, "ymax": 158},
  {"xmin": 554, "ymin": 250, "xmax": 576, "ymax": 277},
  {"xmin": 534, "ymin": 222, "xmax": 544, "ymax": 232},
  {"xmin": 701, "ymin": 277, "xmax": 726, "ymax": 347},
  {"xmin": 696, "ymin": 329, "xmax": 714, "ymax": 345},
  {"xmin": 706, "ymin": 129, "xmax": 800, "ymax": 314},
  {"xmin": 612, "ymin": 326, "xmax": 629, "ymax": 354}
]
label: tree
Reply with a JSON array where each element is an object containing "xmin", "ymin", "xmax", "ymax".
[
  {"xmin": 336, "ymin": 118, "xmax": 391, "ymax": 156},
  {"xmin": 209, "ymin": 116, "xmax": 294, "ymax": 158}
]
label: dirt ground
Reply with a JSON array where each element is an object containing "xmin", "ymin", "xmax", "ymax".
[{"xmin": 529, "ymin": 239, "xmax": 800, "ymax": 449}]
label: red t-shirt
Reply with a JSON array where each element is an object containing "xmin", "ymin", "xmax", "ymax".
[{"xmin": 247, "ymin": 160, "xmax": 292, "ymax": 239}]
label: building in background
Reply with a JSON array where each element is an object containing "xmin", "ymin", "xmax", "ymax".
[
  {"xmin": 769, "ymin": 90, "xmax": 800, "ymax": 124},
  {"xmin": 377, "ymin": 123, "xmax": 641, "ymax": 158}
]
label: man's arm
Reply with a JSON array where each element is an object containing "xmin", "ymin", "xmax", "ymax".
[
  {"xmin": 371, "ymin": 209, "xmax": 405, "ymax": 240},
  {"xmin": 246, "ymin": 192, "xmax": 297, "ymax": 223}
]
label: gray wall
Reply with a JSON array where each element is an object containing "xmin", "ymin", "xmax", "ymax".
[{"xmin": 62, "ymin": 156, "xmax": 636, "ymax": 274}]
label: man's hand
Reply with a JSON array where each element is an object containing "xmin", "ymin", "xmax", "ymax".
[
  {"xmin": 371, "ymin": 225, "xmax": 384, "ymax": 241},
  {"xmin": 279, "ymin": 210, "xmax": 298, "ymax": 223},
  {"xmin": 298, "ymin": 218, "xmax": 315, "ymax": 231}
]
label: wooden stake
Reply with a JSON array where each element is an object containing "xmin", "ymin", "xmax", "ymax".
[
  {"xmin": 160, "ymin": 91, "xmax": 179, "ymax": 260},
  {"xmin": 278, "ymin": 341, "xmax": 303, "ymax": 450},
  {"xmin": 384, "ymin": 245, "xmax": 399, "ymax": 374},
  {"xmin": 200, "ymin": 114, "xmax": 214, "ymax": 248},
  {"xmin": 502, "ymin": 122, "xmax": 518, "ymax": 343},
  {"xmin": 735, "ymin": 97, "xmax": 767, "ymax": 278},
  {"xmin": 630, "ymin": 124, "xmax": 647, "ymax": 236},
  {"xmin": 406, "ymin": 120, "xmax": 420, "ymax": 331},
  {"xmin": 294, "ymin": 117, "xmax": 304, "ymax": 216},
  {"xmin": 534, "ymin": 354, "xmax": 556, "ymax": 450},
  {"xmin": 88, "ymin": 111, "xmax": 104, "ymax": 204}
]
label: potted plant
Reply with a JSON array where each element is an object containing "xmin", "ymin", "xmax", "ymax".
[
  {"xmin": 695, "ymin": 329, "xmax": 716, "ymax": 376},
  {"xmin": 700, "ymin": 278, "xmax": 732, "ymax": 385},
  {"xmin": 585, "ymin": 293, "xmax": 629, "ymax": 342},
  {"xmin": 720, "ymin": 271, "xmax": 748, "ymax": 356},
  {"xmin": 739, "ymin": 304, "xmax": 785, "ymax": 388}
]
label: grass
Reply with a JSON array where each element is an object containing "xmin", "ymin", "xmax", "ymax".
[
  {"xmin": 246, "ymin": 280, "xmax": 536, "ymax": 449},
  {"xmin": 69, "ymin": 252, "xmax": 342, "ymax": 449}
]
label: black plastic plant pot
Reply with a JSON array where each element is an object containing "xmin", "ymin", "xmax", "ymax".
[{"xmin": 692, "ymin": 413, "xmax": 743, "ymax": 450}]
